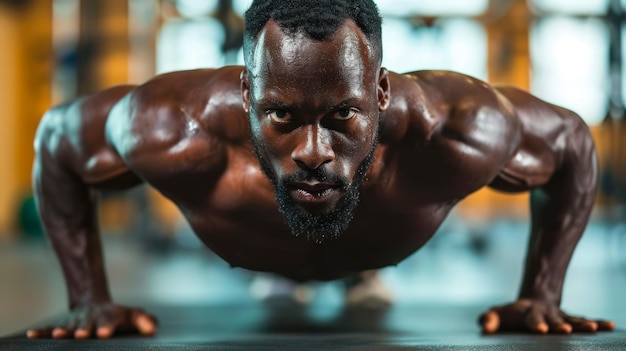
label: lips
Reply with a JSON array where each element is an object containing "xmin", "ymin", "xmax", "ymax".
[{"xmin": 289, "ymin": 181, "xmax": 341, "ymax": 208}]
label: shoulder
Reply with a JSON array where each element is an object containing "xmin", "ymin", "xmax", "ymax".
[
  {"xmin": 382, "ymin": 70, "xmax": 505, "ymax": 145},
  {"xmin": 384, "ymin": 70, "xmax": 524, "ymax": 197},
  {"xmin": 127, "ymin": 66, "xmax": 243, "ymax": 122},
  {"xmin": 36, "ymin": 85, "xmax": 136, "ymax": 158},
  {"xmin": 107, "ymin": 66, "xmax": 247, "ymax": 157},
  {"xmin": 389, "ymin": 70, "xmax": 520, "ymax": 147},
  {"xmin": 403, "ymin": 70, "xmax": 506, "ymax": 111},
  {"xmin": 105, "ymin": 67, "xmax": 247, "ymax": 181}
]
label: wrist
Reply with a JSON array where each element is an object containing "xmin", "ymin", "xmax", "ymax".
[
  {"xmin": 519, "ymin": 283, "xmax": 562, "ymax": 305},
  {"xmin": 68, "ymin": 285, "xmax": 111, "ymax": 309}
]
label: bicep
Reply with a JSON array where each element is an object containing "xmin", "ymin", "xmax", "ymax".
[
  {"xmin": 439, "ymin": 88, "xmax": 523, "ymax": 183},
  {"xmin": 35, "ymin": 86, "xmax": 139, "ymax": 189},
  {"xmin": 488, "ymin": 86, "xmax": 581, "ymax": 193}
]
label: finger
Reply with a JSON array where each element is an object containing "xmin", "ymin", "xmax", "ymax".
[
  {"xmin": 96, "ymin": 324, "xmax": 116, "ymax": 339},
  {"xmin": 132, "ymin": 312, "xmax": 157, "ymax": 336},
  {"xmin": 565, "ymin": 316, "xmax": 598, "ymax": 333},
  {"xmin": 26, "ymin": 327, "xmax": 54, "ymax": 339},
  {"xmin": 596, "ymin": 320, "xmax": 615, "ymax": 331},
  {"xmin": 74, "ymin": 329, "xmax": 91, "ymax": 339},
  {"xmin": 52, "ymin": 328, "xmax": 70, "ymax": 339},
  {"xmin": 74, "ymin": 319, "xmax": 95, "ymax": 340},
  {"xmin": 550, "ymin": 323, "xmax": 572, "ymax": 334},
  {"xmin": 525, "ymin": 313, "xmax": 549, "ymax": 334},
  {"xmin": 479, "ymin": 311, "xmax": 500, "ymax": 334},
  {"xmin": 545, "ymin": 313, "xmax": 572, "ymax": 334}
]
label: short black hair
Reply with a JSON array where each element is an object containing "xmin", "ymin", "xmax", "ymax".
[{"xmin": 243, "ymin": 0, "xmax": 383, "ymax": 70}]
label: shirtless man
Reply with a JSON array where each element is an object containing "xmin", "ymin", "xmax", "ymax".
[{"xmin": 27, "ymin": 0, "xmax": 614, "ymax": 339}]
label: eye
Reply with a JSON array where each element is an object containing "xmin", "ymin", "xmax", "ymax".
[
  {"xmin": 334, "ymin": 108, "xmax": 357, "ymax": 121},
  {"xmin": 267, "ymin": 109, "xmax": 290, "ymax": 123}
]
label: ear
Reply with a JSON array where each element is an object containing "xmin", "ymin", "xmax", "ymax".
[
  {"xmin": 377, "ymin": 67, "xmax": 391, "ymax": 112},
  {"xmin": 240, "ymin": 69, "xmax": 251, "ymax": 113}
]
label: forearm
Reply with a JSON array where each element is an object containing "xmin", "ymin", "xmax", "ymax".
[
  {"xmin": 48, "ymin": 224, "xmax": 112, "ymax": 308},
  {"xmin": 34, "ymin": 155, "xmax": 111, "ymax": 308},
  {"xmin": 519, "ymin": 190, "xmax": 591, "ymax": 304},
  {"xmin": 519, "ymin": 134, "xmax": 598, "ymax": 305}
]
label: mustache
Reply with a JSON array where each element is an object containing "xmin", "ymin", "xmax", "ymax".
[{"xmin": 282, "ymin": 168, "xmax": 349, "ymax": 188}]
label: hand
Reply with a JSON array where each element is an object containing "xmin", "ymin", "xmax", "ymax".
[
  {"xmin": 479, "ymin": 299, "xmax": 615, "ymax": 334},
  {"xmin": 26, "ymin": 302, "xmax": 158, "ymax": 339}
]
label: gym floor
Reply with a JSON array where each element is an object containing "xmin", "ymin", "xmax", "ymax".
[{"xmin": 1, "ymin": 218, "xmax": 626, "ymax": 350}]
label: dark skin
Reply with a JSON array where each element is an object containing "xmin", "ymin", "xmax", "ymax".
[{"xmin": 28, "ymin": 19, "xmax": 614, "ymax": 339}]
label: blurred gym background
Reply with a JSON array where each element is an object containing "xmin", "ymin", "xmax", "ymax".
[{"xmin": 1, "ymin": 0, "xmax": 626, "ymax": 338}]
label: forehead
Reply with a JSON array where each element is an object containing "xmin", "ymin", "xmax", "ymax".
[{"xmin": 249, "ymin": 20, "xmax": 378, "ymax": 101}]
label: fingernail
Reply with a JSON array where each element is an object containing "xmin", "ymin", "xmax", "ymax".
[
  {"xmin": 587, "ymin": 322, "xmax": 598, "ymax": 332},
  {"xmin": 52, "ymin": 328, "xmax": 67, "ymax": 339},
  {"xmin": 484, "ymin": 313, "xmax": 499, "ymax": 333},
  {"xmin": 75, "ymin": 329, "xmax": 89, "ymax": 339},
  {"xmin": 559, "ymin": 324, "xmax": 572, "ymax": 334},
  {"xmin": 137, "ymin": 316, "xmax": 155, "ymax": 335},
  {"xmin": 536, "ymin": 323, "xmax": 549, "ymax": 334},
  {"xmin": 26, "ymin": 330, "xmax": 36, "ymax": 339},
  {"xmin": 97, "ymin": 328, "xmax": 112, "ymax": 339}
]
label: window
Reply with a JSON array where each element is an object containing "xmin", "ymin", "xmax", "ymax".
[
  {"xmin": 382, "ymin": 18, "xmax": 486, "ymax": 78},
  {"xmin": 157, "ymin": 0, "xmax": 488, "ymax": 78},
  {"xmin": 157, "ymin": 19, "xmax": 226, "ymax": 73},
  {"xmin": 52, "ymin": 0, "xmax": 80, "ymax": 101},
  {"xmin": 530, "ymin": 17, "xmax": 609, "ymax": 125},
  {"xmin": 530, "ymin": 0, "xmax": 609, "ymax": 15},
  {"xmin": 377, "ymin": 0, "xmax": 487, "ymax": 16}
]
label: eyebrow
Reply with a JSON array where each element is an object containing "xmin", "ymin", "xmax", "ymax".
[
  {"xmin": 328, "ymin": 100, "xmax": 354, "ymax": 110},
  {"xmin": 254, "ymin": 99, "xmax": 300, "ymax": 110},
  {"xmin": 254, "ymin": 98, "xmax": 362, "ymax": 111},
  {"xmin": 327, "ymin": 97, "xmax": 367, "ymax": 111}
]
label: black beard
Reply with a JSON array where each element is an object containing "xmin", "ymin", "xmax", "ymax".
[{"xmin": 251, "ymin": 135, "xmax": 377, "ymax": 244}]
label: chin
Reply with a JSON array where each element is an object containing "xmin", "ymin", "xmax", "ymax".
[{"xmin": 277, "ymin": 183, "xmax": 359, "ymax": 243}]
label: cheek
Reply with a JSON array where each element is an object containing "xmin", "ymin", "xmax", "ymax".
[
  {"xmin": 335, "ymin": 119, "xmax": 378, "ymax": 176},
  {"xmin": 255, "ymin": 123, "xmax": 293, "ymax": 174},
  {"xmin": 346, "ymin": 116, "xmax": 377, "ymax": 153},
  {"xmin": 356, "ymin": 116, "xmax": 378, "ymax": 145}
]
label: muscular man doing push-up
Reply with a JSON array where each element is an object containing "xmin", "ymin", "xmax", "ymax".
[{"xmin": 28, "ymin": 0, "xmax": 614, "ymax": 339}]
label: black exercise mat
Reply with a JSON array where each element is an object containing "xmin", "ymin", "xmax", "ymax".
[{"xmin": 2, "ymin": 303, "xmax": 624, "ymax": 350}]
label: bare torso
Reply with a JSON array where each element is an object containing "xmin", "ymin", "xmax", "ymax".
[
  {"xmin": 101, "ymin": 68, "xmax": 456, "ymax": 280},
  {"xmin": 32, "ymin": 64, "xmax": 611, "ymax": 337},
  {"xmin": 40, "ymin": 66, "xmax": 558, "ymax": 281}
]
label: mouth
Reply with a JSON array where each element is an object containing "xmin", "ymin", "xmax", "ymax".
[{"xmin": 288, "ymin": 181, "xmax": 342, "ymax": 210}]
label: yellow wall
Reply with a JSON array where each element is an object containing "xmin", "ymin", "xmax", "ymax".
[
  {"xmin": 0, "ymin": 2, "xmax": 52, "ymax": 237},
  {"xmin": 0, "ymin": 6, "xmax": 21, "ymax": 235}
]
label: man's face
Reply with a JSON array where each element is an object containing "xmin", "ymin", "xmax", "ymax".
[{"xmin": 241, "ymin": 20, "xmax": 390, "ymax": 242}]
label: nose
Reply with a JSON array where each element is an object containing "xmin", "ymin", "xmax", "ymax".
[{"xmin": 291, "ymin": 125, "xmax": 335, "ymax": 170}]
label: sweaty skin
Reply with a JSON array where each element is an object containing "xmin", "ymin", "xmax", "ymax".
[{"xmin": 29, "ymin": 20, "xmax": 613, "ymax": 339}]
